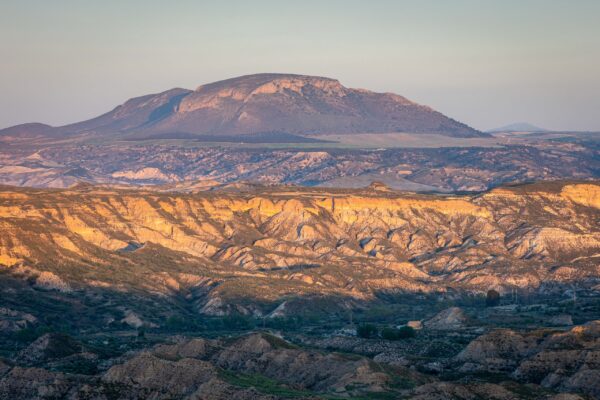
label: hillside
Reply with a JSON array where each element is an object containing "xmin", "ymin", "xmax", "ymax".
[
  {"xmin": 0, "ymin": 74, "xmax": 483, "ymax": 141},
  {"xmin": 0, "ymin": 181, "xmax": 599, "ymax": 319}
]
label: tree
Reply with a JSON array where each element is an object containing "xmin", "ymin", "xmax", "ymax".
[
  {"xmin": 136, "ymin": 327, "xmax": 146, "ymax": 340},
  {"xmin": 222, "ymin": 314, "xmax": 255, "ymax": 330},
  {"xmin": 381, "ymin": 326, "xmax": 416, "ymax": 340},
  {"xmin": 357, "ymin": 323, "xmax": 378, "ymax": 339},
  {"xmin": 486, "ymin": 289, "xmax": 500, "ymax": 307}
]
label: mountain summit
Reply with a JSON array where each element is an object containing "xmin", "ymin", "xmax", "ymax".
[{"xmin": 1, "ymin": 73, "xmax": 484, "ymax": 140}]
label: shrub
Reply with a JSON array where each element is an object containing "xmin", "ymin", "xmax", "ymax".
[
  {"xmin": 222, "ymin": 314, "xmax": 255, "ymax": 330},
  {"xmin": 381, "ymin": 326, "xmax": 415, "ymax": 340},
  {"xmin": 486, "ymin": 289, "xmax": 501, "ymax": 307},
  {"xmin": 165, "ymin": 315, "xmax": 201, "ymax": 331},
  {"xmin": 357, "ymin": 323, "xmax": 378, "ymax": 339}
]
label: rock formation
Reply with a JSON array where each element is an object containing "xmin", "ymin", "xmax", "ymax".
[{"xmin": 0, "ymin": 181, "xmax": 598, "ymax": 319}]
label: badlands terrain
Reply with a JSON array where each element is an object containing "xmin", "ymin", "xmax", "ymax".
[
  {"xmin": 1, "ymin": 74, "xmax": 599, "ymax": 399},
  {"xmin": 0, "ymin": 133, "xmax": 598, "ymax": 191},
  {"xmin": 0, "ymin": 180, "xmax": 599, "ymax": 399}
]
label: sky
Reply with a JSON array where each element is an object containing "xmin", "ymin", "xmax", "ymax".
[{"xmin": 1, "ymin": 0, "xmax": 599, "ymax": 132}]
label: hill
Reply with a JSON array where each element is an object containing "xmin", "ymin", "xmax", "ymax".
[
  {"xmin": 0, "ymin": 74, "xmax": 484, "ymax": 141},
  {"xmin": 0, "ymin": 181, "xmax": 598, "ymax": 318}
]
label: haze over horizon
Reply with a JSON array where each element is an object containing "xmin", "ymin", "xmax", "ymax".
[{"xmin": 1, "ymin": 0, "xmax": 599, "ymax": 132}]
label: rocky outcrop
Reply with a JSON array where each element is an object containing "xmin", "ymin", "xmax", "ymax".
[
  {"xmin": 16, "ymin": 333, "xmax": 82, "ymax": 365},
  {"xmin": 0, "ymin": 307, "xmax": 37, "ymax": 333},
  {"xmin": 456, "ymin": 321, "xmax": 600, "ymax": 399},
  {"xmin": 213, "ymin": 333, "xmax": 389, "ymax": 394},
  {"xmin": 0, "ymin": 182, "xmax": 599, "ymax": 318},
  {"xmin": 152, "ymin": 338, "xmax": 216, "ymax": 361},
  {"xmin": 103, "ymin": 353, "xmax": 218, "ymax": 397},
  {"xmin": 0, "ymin": 367, "xmax": 74, "ymax": 399},
  {"xmin": 424, "ymin": 307, "xmax": 469, "ymax": 330},
  {"xmin": 1, "ymin": 329, "xmax": 597, "ymax": 399},
  {"xmin": 455, "ymin": 329, "xmax": 538, "ymax": 373}
]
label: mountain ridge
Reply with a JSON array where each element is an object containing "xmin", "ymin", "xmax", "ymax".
[{"xmin": 0, "ymin": 73, "xmax": 484, "ymax": 140}]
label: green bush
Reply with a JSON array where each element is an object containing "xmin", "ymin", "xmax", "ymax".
[
  {"xmin": 222, "ymin": 314, "xmax": 255, "ymax": 330},
  {"xmin": 165, "ymin": 315, "xmax": 201, "ymax": 331},
  {"xmin": 14, "ymin": 325, "xmax": 54, "ymax": 343},
  {"xmin": 381, "ymin": 326, "xmax": 415, "ymax": 340},
  {"xmin": 264, "ymin": 316, "xmax": 304, "ymax": 330},
  {"xmin": 486, "ymin": 289, "xmax": 501, "ymax": 307},
  {"xmin": 357, "ymin": 323, "xmax": 378, "ymax": 339}
]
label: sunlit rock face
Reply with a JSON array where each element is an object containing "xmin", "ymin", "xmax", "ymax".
[{"xmin": 0, "ymin": 181, "xmax": 598, "ymax": 317}]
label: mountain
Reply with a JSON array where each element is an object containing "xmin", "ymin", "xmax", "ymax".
[
  {"xmin": 487, "ymin": 122, "xmax": 548, "ymax": 133},
  {"xmin": 0, "ymin": 74, "xmax": 484, "ymax": 141}
]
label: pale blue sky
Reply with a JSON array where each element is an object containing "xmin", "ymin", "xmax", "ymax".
[{"xmin": 1, "ymin": 0, "xmax": 599, "ymax": 131}]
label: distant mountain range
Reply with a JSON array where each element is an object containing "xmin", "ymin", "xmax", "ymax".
[
  {"xmin": 0, "ymin": 73, "xmax": 484, "ymax": 141},
  {"xmin": 487, "ymin": 122, "xmax": 548, "ymax": 133}
]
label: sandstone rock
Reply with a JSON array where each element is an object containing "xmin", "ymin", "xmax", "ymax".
[
  {"xmin": 103, "ymin": 352, "xmax": 217, "ymax": 397},
  {"xmin": 455, "ymin": 329, "xmax": 538, "ymax": 373},
  {"xmin": 407, "ymin": 320, "xmax": 423, "ymax": 330},
  {"xmin": 0, "ymin": 181, "xmax": 599, "ymax": 315},
  {"xmin": 267, "ymin": 301, "xmax": 288, "ymax": 318},
  {"xmin": 214, "ymin": 333, "xmax": 389, "ymax": 394},
  {"xmin": 120, "ymin": 309, "xmax": 157, "ymax": 329},
  {"xmin": 121, "ymin": 310, "xmax": 144, "ymax": 328},
  {"xmin": 424, "ymin": 307, "xmax": 469, "ymax": 330},
  {"xmin": 456, "ymin": 321, "xmax": 600, "ymax": 398},
  {"xmin": 152, "ymin": 338, "xmax": 215, "ymax": 360},
  {"xmin": 0, "ymin": 367, "xmax": 74, "ymax": 399},
  {"xmin": 34, "ymin": 271, "xmax": 72, "ymax": 292},
  {"xmin": 0, "ymin": 307, "xmax": 37, "ymax": 333},
  {"xmin": 562, "ymin": 369, "xmax": 600, "ymax": 399}
]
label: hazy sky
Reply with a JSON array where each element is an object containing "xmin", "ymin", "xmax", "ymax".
[{"xmin": 1, "ymin": 0, "xmax": 599, "ymax": 131}]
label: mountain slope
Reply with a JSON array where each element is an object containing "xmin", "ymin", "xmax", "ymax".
[
  {"xmin": 0, "ymin": 74, "xmax": 484, "ymax": 140},
  {"xmin": 0, "ymin": 181, "xmax": 598, "ymax": 317}
]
